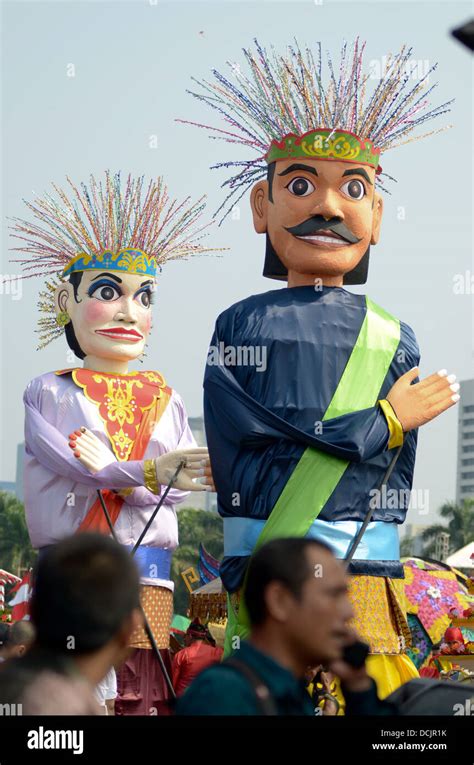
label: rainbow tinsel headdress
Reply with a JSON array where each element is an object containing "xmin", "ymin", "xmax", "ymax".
[
  {"xmin": 10, "ymin": 171, "xmax": 220, "ymax": 347},
  {"xmin": 178, "ymin": 38, "xmax": 453, "ymax": 222}
]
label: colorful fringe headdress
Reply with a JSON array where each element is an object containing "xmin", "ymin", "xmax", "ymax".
[
  {"xmin": 178, "ymin": 38, "xmax": 453, "ymax": 222},
  {"xmin": 10, "ymin": 171, "xmax": 220, "ymax": 348}
]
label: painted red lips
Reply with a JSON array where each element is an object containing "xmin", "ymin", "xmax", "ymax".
[{"xmin": 94, "ymin": 327, "xmax": 144, "ymax": 342}]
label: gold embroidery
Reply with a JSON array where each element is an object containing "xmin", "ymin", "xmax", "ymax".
[
  {"xmin": 301, "ymin": 135, "xmax": 360, "ymax": 161},
  {"xmin": 144, "ymin": 458, "xmax": 160, "ymax": 495},
  {"xmin": 71, "ymin": 369, "xmax": 168, "ymax": 461}
]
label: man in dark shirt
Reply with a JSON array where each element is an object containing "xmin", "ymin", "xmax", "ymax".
[
  {"xmin": 0, "ymin": 534, "xmax": 143, "ymax": 715},
  {"xmin": 177, "ymin": 538, "xmax": 397, "ymax": 715}
]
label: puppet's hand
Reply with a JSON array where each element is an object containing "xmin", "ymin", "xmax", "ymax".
[
  {"xmin": 155, "ymin": 448, "xmax": 213, "ymax": 492},
  {"xmin": 386, "ymin": 368, "xmax": 459, "ymax": 432},
  {"xmin": 68, "ymin": 427, "xmax": 116, "ymax": 473}
]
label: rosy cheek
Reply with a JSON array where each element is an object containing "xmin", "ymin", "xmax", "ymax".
[
  {"xmin": 137, "ymin": 312, "xmax": 152, "ymax": 335},
  {"xmin": 83, "ymin": 300, "xmax": 115, "ymax": 324}
]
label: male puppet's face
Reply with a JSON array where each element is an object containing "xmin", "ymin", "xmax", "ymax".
[
  {"xmin": 55, "ymin": 270, "xmax": 154, "ymax": 362},
  {"xmin": 250, "ymin": 158, "xmax": 383, "ymax": 284}
]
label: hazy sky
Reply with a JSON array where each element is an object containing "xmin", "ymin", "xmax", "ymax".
[{"xmin": 1, "ymin": 0, "xmax": 473, "ymax": 528}]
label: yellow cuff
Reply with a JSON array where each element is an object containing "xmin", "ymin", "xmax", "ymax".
[
  {"xmin": 144, "ymin": 459, "xmax": 160, "ymax": 495},
  {"xmin": 117, "ymin": 488, "xmax": 134, "ymax": 497},
  {"xmin": 378, "ymin": 399, "xmax": 404, "ymax": 449}
]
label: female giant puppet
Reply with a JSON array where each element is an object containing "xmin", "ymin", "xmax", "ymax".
[
  {"xmin": 182, "ymin": 40, "xmax": 459, "ymax": 696},
  {"xmin": 10, "ymin": 172, "xmax": 215, "ymax": 713}
]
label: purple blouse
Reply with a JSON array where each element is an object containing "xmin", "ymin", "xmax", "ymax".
[{"xmin": 23, "ymin": 371, "xmax": 196, "ymax": 589}]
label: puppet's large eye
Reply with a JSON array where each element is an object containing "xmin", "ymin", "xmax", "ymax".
[
  {"xmin": 287, "ymin": 177, "xmax": 315, "ymax": 196},
  {"xmin": 340, "ymin": 179, "xmax": 366, "ymax": 200},
  {"xmin": 88, "ymin": 282, "xmax": 121, "ymax": 301},
  {"xmin": 136, "ymin": 289, "xmax": 153, "ymax": 308}
]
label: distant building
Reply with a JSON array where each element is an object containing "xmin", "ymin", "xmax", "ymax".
[
  {"xmin": 0, "ymin": 481, "xmax": 16, "ymax": 495},
  {"xmin": 402, "ymin": 523, "xmax": 431, "ymax": 556},
  {"xmin": 181, "ymin": 416, "xmax": 217, "ymax": 512},
  {"xmin": 15, "ymin": 443, "xmax": 25, "ymax": 501},
  {"xmin": 456, "ymin": 379, "xmax": 474, "ymax": 504},
  {"xmin": 7, "ymin": 422, "xmax": 219, "ymax": 513},
  {"xmin": 0, "ymin": 443, "xmax": 25, "ymax": 501}
]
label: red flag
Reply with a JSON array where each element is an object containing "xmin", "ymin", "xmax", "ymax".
[
  {"xmin": 9, "ymin": 570, "xmax": 32, "ymax": 621},
  {"xmin": 0, "ymin": 569, "xmax": 21, "ymax": 611}
]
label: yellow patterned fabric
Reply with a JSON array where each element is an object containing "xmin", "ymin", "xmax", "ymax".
[
  {"xmin": 336, "ymin": 575, "xmax": 419, "ymax": 702},
  {"xmin": 129, "ymin": 585, "xmax": 173, "ymax": 650},
  {"xmin": 403, "ymin": 558, "xmax": 474, "ymax": 645},
  {"xmin": 366, "ymin": 654, "xmax": 418, "ymax": 699},
  {"xmin": 66, "ymin": 368, "xmax": 170, "ymax": 461},
  {"xmin": 348, "ymin": 574, "xmax": 412, "ymax": 654}
]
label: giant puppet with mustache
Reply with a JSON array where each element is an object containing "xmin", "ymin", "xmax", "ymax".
[{"xmin": 183, "ymin": 40, "xmax": 458, "ymax": 696}]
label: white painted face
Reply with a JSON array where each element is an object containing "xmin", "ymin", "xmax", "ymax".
[{"xmin": 55, "ymin": 270, "xmax": 155, "ymax": 362}]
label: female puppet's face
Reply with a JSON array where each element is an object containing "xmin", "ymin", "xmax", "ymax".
[{"xmin": 57, "ymin": 270, "xmax": 154, "ymax": 362}]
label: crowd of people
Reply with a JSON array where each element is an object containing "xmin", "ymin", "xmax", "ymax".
[{"xmin": 0, "ymin": 533, "xmax": 405, "ymax": 716}]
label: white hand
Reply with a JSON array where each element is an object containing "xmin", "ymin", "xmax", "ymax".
[
  {"xmin": 386, "ymin": 368, "xmax": 459, "ymax": 432},
  {"xmin": 155, "ymin": 448, "xmax": 213, "ymax": 492},
  {"xmin": 68, "ymin": 427, "xmax": 116, "ymax": 474}
]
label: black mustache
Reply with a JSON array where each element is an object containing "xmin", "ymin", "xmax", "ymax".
[{"xmin": 285, "ymin": 217, "xmax": 361, "ymax": 244}]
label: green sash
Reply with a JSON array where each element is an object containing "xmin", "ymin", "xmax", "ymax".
[{"xmin": 225, "ymin": 296, "xmax": 400, "ymax": 654}]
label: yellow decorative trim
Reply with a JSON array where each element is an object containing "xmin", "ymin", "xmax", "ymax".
[
  {"xmin": 70, "ymin": 369, "xmax": 166, "ymax": 461},
  {"xmin": 378, "ymin": 399, "xmax": 404, "ymax": 449},
  {"xmin": 301, "ymin": 135, "xmax": 360, "ymax": 161},
  {"xmin": 55, "ymin": 368, "xmax": 167, "ymax": 381},
  {"xmin": 117, "ymin": 488, "xmax": 134, "ymax": 497},
  {"xmin": 144, "ymin": 458, "xmax": 160, "ymax": 495},
  {"xmin": 62, "ymin": 248, "xmax": 158, "ymax": 278},
  {"xmin": 181, "ymin": 567, "xmax": 200, "ymax": 594}
]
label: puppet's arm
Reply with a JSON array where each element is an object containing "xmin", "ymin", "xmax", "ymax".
[
  {"xmin": 24, "ymin": 387, "xmax": 211, "ymax": 492},
  {"xmin": 204, "ymin": 360, "xmax": 458, "ymax": 464},
  {"xmin": 69, "ymin": 427, "xmax": 213, "ymax": 495},
  {"xmin": 310, "ymin": 367, "xmax": 459, "ymax": 459}
]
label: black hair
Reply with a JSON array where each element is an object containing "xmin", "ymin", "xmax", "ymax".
[
  {"xmin": 6, "ymin": 621, "xmax": 35, "ymax": 647},
  {"xmin": 267, "ymin": 161, "xmax": 276, "ymax": 203},
  {"xmin": 64, "ymin": 272, "xmax": 86, "ymax": 360},
  {"xmin": 30, "ymin": 533, "xmax": 140, "ymax": 655},
  {"xmin": 0, "ymin": 623, "xmax": 10, "ymax": 647},
  {"xmin": 245, "ymin": 537, "xmax": 333, "ymax": 628}
]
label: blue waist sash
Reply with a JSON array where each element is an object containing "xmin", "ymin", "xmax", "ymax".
[
  {"xmin": 223, "ymin": 516, "xmax": 399, "ymax": 561},
  {"xmin": 124, "ymin": 545, "xmax": 172, "ymax": 581}
]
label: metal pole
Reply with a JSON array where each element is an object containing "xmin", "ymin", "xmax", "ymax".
[
  {"xmin": 95, "ymin": 461, "xmax": 186, "ymax": 700},
  {"xmin": 343, "ymin": 446, "xmax": 403, "ymax": 569}
]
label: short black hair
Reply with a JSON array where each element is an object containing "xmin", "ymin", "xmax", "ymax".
[
  {"xmin": 6, "ymin": 620, "xmax": 35, "ymax": 646},
  {"xmin": 64, "ymin": 272, "xmax": 86, "ymax": 360},
  {"xmin": 30, "ymin": 533, "xmax": 140, "ymax": 654},
  {"xmin": 0, "ymin": 623, "xmax": 10, "ymax": 647},
  {"xmin": 245, "ymin": 537, "xmax": 333, "ymax": 627},
  {"xmin": 267, "ymin": 161, "xmax": 276, "ymax": 203}
]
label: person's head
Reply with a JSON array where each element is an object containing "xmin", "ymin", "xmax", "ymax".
[
  {"xmin": 30, "ymin": 533, "xmax": 142, "ymax": 668},
  {"xmin": 245, "ymin": 538, "xmax": 353, "ymax": 666},
  {"xmin": 250, "ymin": 158, "xmax": 383, "ymax": 286},
  {"xmin": 441, "ymin": 627, "xmax": 465, "ymax": 655},
  {"xmin": 0, "ymin": 623, "xmax": 10, "ymax": 656},
  {"xmin": 2, "ymin": 620, "xmax": 35, "ymax": 659},
  {"xmin": 54, "ymin": 269, "xmax": 155, "ymax": 362},
  {"xmin": 184, "ymin": 619, "xmax": 215, "ymax": 647}
]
